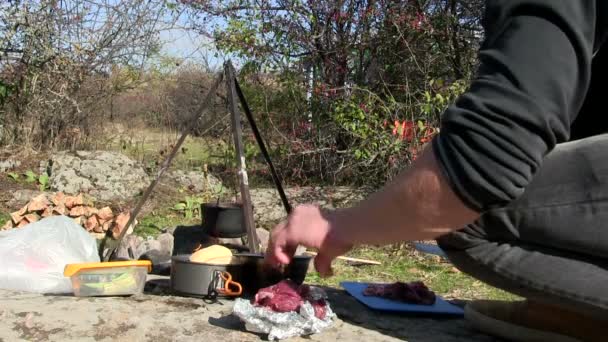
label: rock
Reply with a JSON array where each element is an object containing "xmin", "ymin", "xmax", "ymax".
[
  {"xmin": 256, "ymin": 228, "xmax": 270, "ymax": 250},
  {"xmin": 170, "ymin": 170, "xmax": 224, "ymax": 193},
  {"xmin": 85, "ymin": 215, "xmax": 99, "ymax": 232},
  {"xmin": 90, "ymin": 232, "xmax": 106, "ymax": 240},
  {"xmin": 16, "ymin": 220, "xmax": 29, "ymax": 228},
  {"xmin": 0, "ymin": 159, "xmax": 20, "ymax": 173},
  {"xmin": 41, "ymin": 207, "xmax": 53, "ymax": 218},
  {"xmin": 8, "ymin": 190, "xmax": 45, "ymax": 208},
  {"xmin": 41, "ymin": 151, "xmax": 150, "ymax": 201},
  {"xmin": 52, "ymin": 204, "xmax": 67, "ymax": 216},
  {"xmin": 156, "ymin": 233, "xmax": 174, "ymax": 257},
  {"xmin": 249, "ymin": 186, "xmax": 369, "ymax": 229},
  {"xmin": 113, "ymin": 234, "xmax": 144, "ymax": 260},
  {"xmin": 137, "ymin": 239, "xmax": 162, "ymax": 258},
  {"xmin": 0, "ymin": 285, "xmax": 496, "ymax": 341},
  {"xmin": 295, "ymin": 245, "xmax": 307, "ymax": 256},
  {"xmin": 97, "ymin": 207, "xmax": 114, "ymax": 221},
  {"xmin": 65, "ymin": 194, "xmax": 84, "ymax": 209},
  {"xmin": 72, "ymin": 216, "xmax": 84, "ymax": 226},
  {"xmin": 64, "ymin": 195, "xmax": 77, "ymax": 209},
  {"xmin": 73, "ymin": 193, "xmax": 84, "ymax": 206},
  {"xmin": 10, "ymin": 205, "xmax": 27, "ymax": 224},
  {"xmin": 27, "ymin": 194, "xmax": 50, "ymax": 212},
  {"xmin": 51, "ymin": 192, "xmax": 66, "ymax": 206},
  {"xmin": 112, "ymin": 212, "xmax": 132, "ymax": 239},
  {"xmin": 69, "ymin": 206, "xmax": 87, "ymax": 217},
  {"xmin": 101, "ymin": 220, "xmax": 112, "ymax": 232},
  {"xmin": 84, "ymin": 206, "xmax": 98, "ymax": 217},
  {"xmin": 24, "ymin": 213, "xmax": 40, "ymax": 224},
  {"xmin": 217, "ymin": 237, "xmax": 242, "ymax": 245}
]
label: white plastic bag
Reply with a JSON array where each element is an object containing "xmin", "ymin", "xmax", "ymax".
[{"xmin": 0, "ymin": 215, "xmax": 100, "ymax": 294}]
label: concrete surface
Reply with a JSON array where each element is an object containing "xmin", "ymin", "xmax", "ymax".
[{"xmin": 0, "ymin": 277, "xmax": 497, "ymax": 342}]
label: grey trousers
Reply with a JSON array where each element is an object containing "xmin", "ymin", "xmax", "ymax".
[{"xmin": 436, "ymin": 133, "xmax": 608, "ymax": 318}]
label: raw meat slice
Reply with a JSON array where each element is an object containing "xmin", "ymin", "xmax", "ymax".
[
  {"xmin": 363, "ymin": 281, "xmax": 436, "ymax": 305},
  {"xmin": 254, "ymin": 280, "xmax": 304, "ymax": 313},
  {"xmin": 253, "ymin": 280, "xmax": 328, "ymax": 319}
]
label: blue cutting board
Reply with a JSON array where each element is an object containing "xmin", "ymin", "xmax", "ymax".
[
  {"xmin": 340, "ymin": 282, "xmax": 464, "ymax": 316},
  {"xmin": 413, "ymin": 242, "xmax": 448, "ymax": 258}
]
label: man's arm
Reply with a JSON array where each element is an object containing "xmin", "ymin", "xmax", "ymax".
[
  {"xmin": 435, "ymin": 0, "xmax": 596, "ymax": 211},
  {"xmin": 266, "ymin": 0, "xmax": 598, "ymax": 275},
  {"xmin": 267, "ymin": 144, "xmax": 478, "ymax": 275},
  {"xmin": 330, "ymin": 144, "xmax": 479, "ymax": 246}
]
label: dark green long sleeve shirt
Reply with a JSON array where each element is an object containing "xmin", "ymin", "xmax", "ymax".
[{"xmin": 433, "ymin": 0, "xmax": 608, "ymax": 212}]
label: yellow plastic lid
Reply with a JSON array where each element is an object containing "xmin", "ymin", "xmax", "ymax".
[{"xmin": 63, "ymin": 260, "xmax": 152, "ymax": 277}]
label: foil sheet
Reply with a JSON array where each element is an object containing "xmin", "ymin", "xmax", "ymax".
[{"xmin": 232, "ymin": 298, "xmax": 335, "ymax": 340}]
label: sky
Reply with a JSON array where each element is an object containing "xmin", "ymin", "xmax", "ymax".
[
  {"xmin": 160, "ymin": 28, "xmax": 209, "ymax": 61},
  {"xmin": 158, "ymin": 11, "xmax": 227, "ymax": 70}
]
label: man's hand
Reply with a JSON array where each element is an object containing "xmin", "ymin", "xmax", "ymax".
[{"xmin": 265, "ymin": 204, "xmax": 353, "ymax": 277}]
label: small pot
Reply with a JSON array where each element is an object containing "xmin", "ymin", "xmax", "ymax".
[
  {"xmin": 201, "ymin": 202, "xmax": 247, "ymax": 238},
  {"xmin": 170, "ymin": 255, "xmax": 244, "ymax": 298},
  {"xmin": 233, "ymin": 253, "xmax": 312, "ymax": 295}
]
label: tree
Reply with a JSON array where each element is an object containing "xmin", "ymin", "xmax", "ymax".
[{"xmin": 0, "ymin": 0, "xmax": 178, "ymax": 148}]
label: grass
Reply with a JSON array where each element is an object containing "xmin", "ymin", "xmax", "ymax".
[
  {"xmin": 0, "ymin": 211, "xmax": 9, "ymax": 227},
  {"xmin": 305, "ymin": 245, "xmax": 519, "ymax": 301},
  {"xmin": 136, "ymin": 211, "xmax": 202, "ymax": 238},
  {"xmin": 106, "ymin": 126, "xmax": 231, "ymax": 173}
]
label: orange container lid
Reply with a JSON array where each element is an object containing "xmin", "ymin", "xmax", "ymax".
[{"xmin": 63, "ymin": 260, "xmax": 152, "ymax": 277}]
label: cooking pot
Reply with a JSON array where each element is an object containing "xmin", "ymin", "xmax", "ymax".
[
  {"xmin": 170, "ymin": 255, "xmax": 244, "ymax": 298},
  {"xmin": 233, "ymin": 253, "xmax": 312, "ymax": 295},
  {"xmin": 201, "ymin": 202, "xmax": 247, "ymax": 238},
  {"xmin": 170, "ymin": 253, "xmax": 313, "ymax": 298}
]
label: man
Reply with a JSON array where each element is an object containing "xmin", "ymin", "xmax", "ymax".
[{"xmin": 265, "ymin": 1, "xmax": 608, "ymax": 341}]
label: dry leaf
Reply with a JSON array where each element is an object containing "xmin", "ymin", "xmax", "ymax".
[
  {"xmin": 69, "ymin": 206, "xmax": 87, "ymax": 217},
  {"xmin": 84, "ymin": 215, "xmax": 99, "ymax": 232},
  {"xmin": 51, "ymin": 192, "xmax": 66, "ymax": 206},
  {"xmin": 97, "ymin": 207, "xmax": 114, "ymax": 221},
  {"xmin": 27, "ymin": 194, "xmax": 49, "ymax": 212}
]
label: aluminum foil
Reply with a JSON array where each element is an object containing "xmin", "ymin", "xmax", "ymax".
[{"xmin": 232, "ymin": 298, "xmax": 335, "ymax": 340}]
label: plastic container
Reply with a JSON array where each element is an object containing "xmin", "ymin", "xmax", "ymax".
[{"xmin": 63, "ymin": 260, "xmax": 152, "ymax": 297}]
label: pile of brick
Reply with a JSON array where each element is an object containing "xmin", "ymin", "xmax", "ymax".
[{"xmin": 2, "ymin": 193, "xmax": 133, "ymax": 238}]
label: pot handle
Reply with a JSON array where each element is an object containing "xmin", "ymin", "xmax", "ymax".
[{"xmin": 210, "ymin": 270, "xmax": 242, "ymax": 297}]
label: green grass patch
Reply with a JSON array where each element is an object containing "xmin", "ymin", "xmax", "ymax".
[
  {"xmin": 108, "ymin": 127, "xmax": 230, "ymax": 172},
  {"xmin": 135, "ymin": 212, "xmax": 200, "ymax": 238},
  {"xmin": 0, "ymin": 211, "xmax": 9, "ymax": 226},
  {"xmin": 305, "ymin": 245, "xmax": 519, "ymax": 301}
]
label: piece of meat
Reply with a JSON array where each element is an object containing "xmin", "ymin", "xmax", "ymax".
[
  {"xmin": 253, "ymin": 280, "xmax": 328, "ymax": 319},
  {"xmin": 311, "ymin": 299, "xmax": 327, "ymax": 319},
  {"xmin": 254, "ymin": 280, "xmax": 304, "ymax": 313},
  {"xmin": 363, "ymin": 281, "xmax": 436, "ymax": 305}
]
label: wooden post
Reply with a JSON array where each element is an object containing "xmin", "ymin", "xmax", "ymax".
[{"xmin": 224, "ymin": 61, "xmax": 260, "ymax": 253}]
